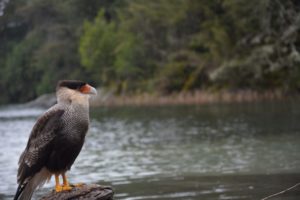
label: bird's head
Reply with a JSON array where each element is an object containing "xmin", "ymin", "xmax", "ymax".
[{"xmin": 56, "ymin": 80, "xmax": 97, "ymax": 105}]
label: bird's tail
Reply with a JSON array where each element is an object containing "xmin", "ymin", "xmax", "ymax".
[
  {"xmin": 13, "ymin": 168, "xmax": 51, "ymax": 200},
  {"xmin": 13, "ymin": 180, "xmax": 35, "ymax": 200},
  {"xmin": 14, "ymin": 182, "xmax": 28, "ymax": 200}
]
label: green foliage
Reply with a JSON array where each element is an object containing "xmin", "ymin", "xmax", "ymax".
[
  {"xmin": 80, "ymin": 10, "xmax": 118, "ymax": 84},
  {"xmin": 0, "ymin": 0, "xmax": 106, "ymax": 103},
  {"xmin": 80, "ymin": 6, "xmax": 157, "ymax": 92},
  {"xmin": 210, "ymin": 0, "xmax": 300, "ymax": 90},
  {"xmin": 0, "ymin": 0, "xmax": 300, "ymax": 104},
  {"xmin": 3, "ymin": 31, "xmax": 43, "ymax": 102}
]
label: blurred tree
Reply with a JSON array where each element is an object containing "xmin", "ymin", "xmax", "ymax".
[
  {"xmin": 0, "ymin": 0, "xmax": 110, "ymax": 103},
  {"xmin": 3, "ymin": 32, "xmax": 42, "ymax": 102},
  {"xmin": 210, "ymin": 0, "xmax": 300, "ymax": 90},
  {"xmin": 80, "ymin": 10, "xmax": 118, "ymax": 85},
  {"xmin": 0, "ymin": 0, "xmax": 300, "ymax": 104}
]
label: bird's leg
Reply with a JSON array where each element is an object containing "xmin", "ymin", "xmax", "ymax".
[
  {"xmin": 62, "ymin": 173, "xmax": 73, "ymax": 191},
  {"xmin": 55, "ymin": 174, "xmax": 63, "ymax": 192}
]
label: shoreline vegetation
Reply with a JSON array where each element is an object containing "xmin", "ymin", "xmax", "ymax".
[
  {"xmin": 90, "ymin": 90, "xmax": 288, "ymax": 107},
  {"xmin": 23, "ymin": 89, "xmax": 295, "ymax": 108},
  {"xmin": 24, "ymin": 88, "xmax": 300, "ymax": 108},
  {"xmin": 1, "ymin": 1, "xmax": 299, "ymax": 105}
]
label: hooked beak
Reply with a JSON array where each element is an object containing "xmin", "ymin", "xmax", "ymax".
[
  {"xmin": 80, "ymin": 84, "xmax": 98, "ymax": 95},
  {"xmin": 88, "ymin": 86, "xmax": 98, "ymax": 95}
]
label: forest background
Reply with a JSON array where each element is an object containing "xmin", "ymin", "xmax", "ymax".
[{"xmin": 0, "ymin": 0, "xmax": 299, "ymax": 104}]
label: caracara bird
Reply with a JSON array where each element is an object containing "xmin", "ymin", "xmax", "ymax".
[{"xmin": 14, "ymin": 80, "xmax": 97, "ymax": 200}]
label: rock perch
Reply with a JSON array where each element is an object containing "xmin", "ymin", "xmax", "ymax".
[{"xmin": 40, "ymin": 184, "xmax": 114, "ymax": 200}]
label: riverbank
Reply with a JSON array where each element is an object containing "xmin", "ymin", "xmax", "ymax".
[
  {"xmin": 90, "ymin": 89, "xmax": 288, "ymax": 107},
  {"xmin": 22, "ymin": 89, "xmax": 294, "ymax": 108}
]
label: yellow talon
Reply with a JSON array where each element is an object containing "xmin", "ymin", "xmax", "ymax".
[
  {"xmin": 72, "ymin": 183, "xmax": 85, "ymax": 187},
  {"xmin": 62, "ymin": 173, "xmax": 73, "ymax": 191},
  {"xmin": 55, "ymin": 173, "xmax": 73, "ymax": 192},
  {"xmin": 55, "ymin": 185, "xmax": 63, "ymax": 192},
  {"xmin": 61, "ymin": 185, "xmax": 73, "ymax": 191}
]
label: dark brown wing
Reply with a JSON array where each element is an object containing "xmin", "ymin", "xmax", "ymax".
[{"xmin": 17, "ymin": 108, "xmax": 65, "ymax": 184}]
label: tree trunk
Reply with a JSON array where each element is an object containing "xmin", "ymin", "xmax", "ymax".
[{"xmin": 40, "ymin": 184, "xmax": 114, "ymax": 200}]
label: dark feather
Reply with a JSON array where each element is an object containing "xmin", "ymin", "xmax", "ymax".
[
  {"xmin": 13, "ymin": 183, "xmax": 27, "ymax": 200},
  {"xmin": 15, "ymin": 80, "xmax": 93, "ymax": 200},
  {"xmin": 15, "ymin": 108, "xmax": 64, "ymax": 200},
  {"xmin": 57, "ymin": 80, "xmax": 86, "ymax": 90}
]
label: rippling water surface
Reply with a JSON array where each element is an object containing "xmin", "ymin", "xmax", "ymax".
[{"xmin": 0, "ymin": 102, "xmax": 300, "ymax": 199}]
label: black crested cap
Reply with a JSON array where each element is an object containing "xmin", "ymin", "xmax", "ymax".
[{"xmin": 57, "ymin": 80, "xmax": 87, "ymax": 90}]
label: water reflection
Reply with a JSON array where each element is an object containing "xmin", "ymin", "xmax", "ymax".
[{"xmin": 0, "ymin": 102, "xmax": 300, "ymax": 199}]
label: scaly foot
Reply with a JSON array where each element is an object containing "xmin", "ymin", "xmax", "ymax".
[
  {"xmin": 55, "ymin": 184, "xmax": 73, "ymax": 192},
  {"xmin": 55, "ymin": 185, "xmax": 63, "ymax": 192},
  {"xmin": 62, "ymin": 184, "xmax": 73, "ymax": 191}
]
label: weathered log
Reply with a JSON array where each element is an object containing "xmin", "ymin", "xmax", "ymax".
[{"xmin": 40, "ymin": 184, "xmax": 114, "ymax": 200}]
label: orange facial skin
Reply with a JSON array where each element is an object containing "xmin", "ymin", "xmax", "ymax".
[{"xmin": 79, "ymin": 84, "xmax": 91, "ymax": 94}]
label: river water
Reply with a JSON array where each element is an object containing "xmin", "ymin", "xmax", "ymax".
[{"xmin": 0, "ymin": 101, "xmax": 300, "ymax": 199}]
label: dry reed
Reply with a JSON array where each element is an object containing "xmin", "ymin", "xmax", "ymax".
[{"xmin": 90, "ymin": 90, "xmax": 287, "ymax": 107}]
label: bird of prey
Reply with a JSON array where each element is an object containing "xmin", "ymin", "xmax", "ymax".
[{"xmin": 14, "ymin": 80, "xmax": 97, "ymax": 200}]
